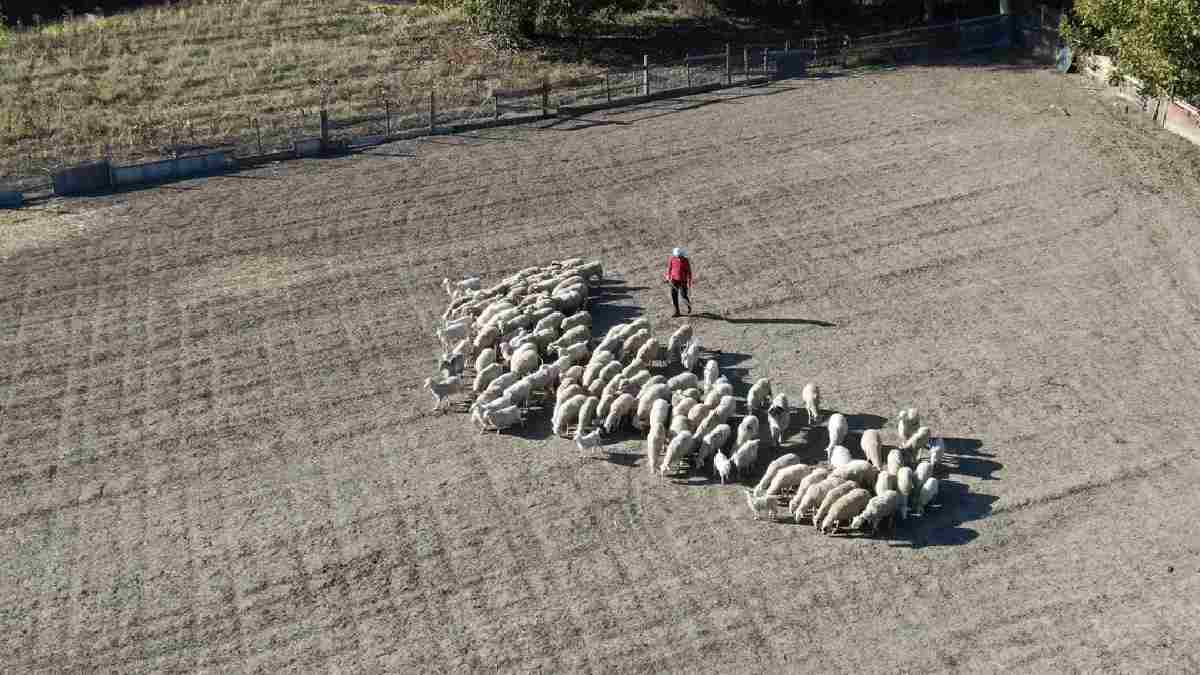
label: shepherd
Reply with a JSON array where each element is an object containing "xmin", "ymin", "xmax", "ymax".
[{"xmin": 664, "ymin": 247, "xmax": 693, "ymax": 317}]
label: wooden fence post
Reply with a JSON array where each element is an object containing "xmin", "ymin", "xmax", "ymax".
[
  {"xmin": 493, "ymin": 93, "xmax": 500, "ymax": 121},
  {"xmin": 541, "ymin": 80, "xmax": 549, "ymax": 117},
  {"xmin": 643, "ymin": 54, "xmax": 650, "ymax": 96},
  {"xmin": 429, "ymin": 90, "xmax": 436, "ymax": 134},
  {"xmin": 725, "ymin": 43, "xmax": 732, "ymax": 86},
  {"xmin": 605, "ymin": 71, "xmax": 611, "ymax": 103}
]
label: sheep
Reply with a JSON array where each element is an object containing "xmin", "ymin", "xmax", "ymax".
[
  {"xmin": 928, "ymin": 437, "xmax": 946, "ymax": 469},
  {"xmin": 896, "ymin": 466, "xmax": 916, "ymax": 520},
  {"xmin": 581, "ymin": 361, "xmax": 606, "ymax": 388},
  {"xmin": 474, "ymin": 348, "xmax": 497, "ymax": 374},
  {"xmin": 648, "ymin": 398, "xmax": 670, "ymax": 433},
  {"xmin": 764, "ymin": 463, "xmax": 814, "ymax": 497},
  {"xmin": 557, "ymin": 341, "xmax": 590, "ymax": 365},
  {"xmin": 659, "ymin": 431, "xmax": 695, "ymax": 478},
  {"xmin": 443, "ymin": 276, "xmax": 482, "ymax": 298},
  {"xmin": 736, "ymin": 416, "xmax": 760, "ymax": 451},
  {"xmin": 901, "ymin": 426, "xmax": 931, "ymax": 458},
  {"xmin": 482, "ymin": 404, "xmax": 523, "ymax": 432},
  {"xmin": 789, "ymin": 468, "xmax": 830, "ymax": 516},
  {"xmin": 617, "ymin": 318, "xmax": 651, "ymax": 341},
  {"xmin": 476, "ymin": 300, "xmax": 514, "ymax": 329},
  {"xmin": 747, "ymin": 378, "xmax": 772, "ymax": 413},
  {"xmin": 679, "ymin": 387, "xmax": 703, "ymax": 403},
  {"xmin": 702, "ymin": 383, "xmax": 733, "ymax": 409},
  {"xmin": 437, "ymin": 320, "xmax": 470, "ymax": 350},
  {"xmin": 830, "ymin": 459, "xmax": 878, "ymax": 489},
  {"xmin": 552, "ymin": 287, "xmax": 586, "ymax": 313},
  {"xmin": 424, "ymin": 376, "xmax": 464, "ymax": 412},
  {"xmin": 795, "ymin": 475, "xmax": 844, "ymax": 520},
  {"xmin": 915, "ymin": 460, "xmax": 932, "ymax": 487},
  {"xmin": 636, "ymin": 338, "xmax": 664, "ymax": 367},
  {"xmin": 686, "ymin": 402, "xmax": 712, "ymax": 427},
  {"xmin": 550, "ymin": 325, "xmax": 591, "ymax": 353},
  {"xmin": 766, "ymin": 394, "xmax": 791, "ymax": 447},
  {"xmin": 670, "ymin": 414, "xmax": 693, "ymax": 436},
  {"xmin": 673, "ymin": 396, "xmax": 699, "ymax": 420},
  {"xmin": 633, "ymin": 384, "xmax": 671, "ymax": 430},
  {"xmin": 730, "ymin": 439, "xmax": 760, "ymax": 477},
  {"xmin": 915, "ymin": 477, "xmax": 939, "ymax": 516},
  {"xmin": 813, "ymin": 480, "xmax": 860, "ymax": 527},
  {"xmin": 502, "ymin": 377, "xmax": 535, "ymax": 410},
  {"xmin": 681, "ymin": 339, "xmax": 702, "ymax": 372},
  {"xmin": 645, "ymin": 426, "xmax": 666, "ymax": 472},
  {"xmin": 575, "ymin": 424, "xmax": 604, "ymax": 456},
  {"xmin": 887, "ymin": 448, "xmax": 905, "ymax": 476},
  {"xmin": 484, "ymin": 373, "xmax": 519, "ymax": 400},
  {"xmin": 875, "ymin": 470, "xmax": 897, "ymax": 497},
  {"xmin": 694, "ymin": 408, "xmax": 723, "ymax": 442},
  {"xmin": 527, "ymin": 327, "xmax": 559, "ymax": 351},
  {"xmin": 576, "ymin": 259, "xmax": 603, "ymax": 281},
  {"xmin": 560, "ymin": 311, "xmax": 592, "ymax": 332},
  {"xmin": 697, "ymin": 423, "xmax": 732, "ymax": 471},
  {"xmin": 595, "ymin": 335, "xmax": 623, "ymax": 358},
  {"xmin": 556, "ymin": 382, "xmax": 585, "ymax": 408},
  {"xmin": 603, "ymin": 393, "xmax": 638, "ymax": 434},
  {"xmin": 744, "ymin": 490, "xmax": 779, "ymax": 521},
  {"xmin": 819, "ymin": 488, "xmax": 873, "ymax": 535},
  {"xmin": 824, "ymin": 413, "xmax": 848, "ymax": 460},
  {"xmin": 850, "ymin": 490, "xmax": 904, "ymax": 535},
  {"xmin": 702, "ymin": 359, "xmax": 720, "ymax": 393},
  {"xmin": 596, "ymin": 378, "xmax": 625, "ymax": 417},
  {"xmin": 535, "ymin": 311, "xmax": 566, "ymax": 334},
  {"xmin": 626, "ymin": 369, "xmax": 652, "ymax": 389},
  {"xmin": 753, "ymin": 453, "xmax": 801, "ymax": 496},
  {"xmin": 861, "ymin": 429, "xmax": 883, "ymax": 470},
  {"xmin": 593, "ymin": 361, "xmax": 623, "ymax": 388},
  {"xmin": 829, "ymin": 445, "xmax": 853, "ymax": 467},
  {"xmin": 897, "ymin": 407, "xmax": 920, "ymax": 445},
  {"xmin": 667, "ymin": 324, "xmax": 693, "ymax": 361},
  {"xmin": 801, "ymin": 382, "xmax": 820, "ymax": 424},
  {"xmin": 439, "ymin": 351, "xmax": 466, "ymax": 379},
  {"xmin": 620, "ymin": 330, "xmax": 652, "ymax": 363},
  {"xmin": 553, "ymin": 394, "xmax": 589, "ymax": 437},
  {"xmin": 577, "ymin": 396, "xmax": 600, "ymax": 433},
  {"xmin": 713, "ymin": 450, "xmax": 733, "ymax": 484},
  {"xmin": 527, "ymin": 364, "xmax": 560, "ymax": 399},
  {"xmin": 472, "ymin": 323, "xmax": 501, "ymax": 352},
  {"xmin": 711, "ymin": 396, "xmax": 737, "ymax": 427},
  {"xmin": 561, "ymin": 365, "xmax": 585, "ymax": 385}
]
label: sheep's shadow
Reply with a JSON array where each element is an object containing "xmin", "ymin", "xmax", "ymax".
[
  {"xmin": 890, "ymin": 480, "xmax": 997, "ymax": 549},
  {"xmin": 841, "ymin": 412, "xmax": 889, "ymax": 433},
  {"xmin": 941, "ymin": 437, "xmax": 1000, "ymax": 480},
  {"xmin": 589, "ymin": 279, "xmax": 644, "ymax": 338}
]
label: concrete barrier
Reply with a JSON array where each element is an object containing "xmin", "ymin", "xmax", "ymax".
[
  {"xmin": 52, "ymin": 161, "xmax": 111, "ymax": 196},
  {"xmin": 0, "ymin": 191, "xmax": 23, "ymax": 208},
  {"xmin": 110, "ymin": 152, "xmax": 232, "ymax": 187}
]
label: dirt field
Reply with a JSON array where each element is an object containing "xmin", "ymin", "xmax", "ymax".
[{"xmin": 3, "ymin": 61, "xmax": 1200, "ymax": 672}]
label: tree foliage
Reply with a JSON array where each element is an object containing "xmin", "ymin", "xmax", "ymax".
[{"xmin": 1064, "ymin": 0, "xmax": 1200, "ymax": 101}]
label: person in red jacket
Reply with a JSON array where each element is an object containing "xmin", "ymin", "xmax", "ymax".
[{"xmin": 664, "ymin": 247, "xmax": 693, "ymax": 316}]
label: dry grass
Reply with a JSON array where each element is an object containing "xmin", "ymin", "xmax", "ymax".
[{"xmin": 0, "ymin": 0, "xmax": 602, "ymax": 185}]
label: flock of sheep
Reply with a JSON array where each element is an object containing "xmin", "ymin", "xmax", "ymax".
[{"xmin": 423, "ymin": 257, "xmax": 949, "ymax": 536}]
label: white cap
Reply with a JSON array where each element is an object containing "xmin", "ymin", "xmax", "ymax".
[{"xmin": 673, "ymin": 247, "xmax": 686, "ymax": 257}]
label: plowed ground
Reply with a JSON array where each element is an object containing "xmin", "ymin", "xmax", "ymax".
[{"xmin": 3, "ymin": 62, "xmax": 1200, "ymax": 672}]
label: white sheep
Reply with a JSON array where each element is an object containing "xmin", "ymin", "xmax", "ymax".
[
  {"xmin": 713, "ymin": 450, "xmax": 733, "ymax": 484},
  {"xmin": 820, "ymin": 488, "xmax": 873, "ymax": 535},
  {"xmin": 861, "ymin": 428, "xmax": 883, "ymax": 470},
  {"xmin": 502, "ymin": 377, "xmax": 535, "ymax": 410},
  {"xmin": 556, "ymin": 382, "xmax": 585, "ymax": 409},
  {"xmin": 915, "ymin": 477, "xmax": 939, "ymax": 516},
  {"xmin": 752, "ymin": 453, "xmax": 800, "ymax": 496},
  {"xmin": 744, "ymin": 490, "xmax": 779, "ymax": 521},
  {"xmin": 730, "ymin": 439, "xmax": 760, "ymax": 477},
  {"xmin": 473, "ymin": 323, "xmax": 501, "ymax": 352},
  {"xmin": 577, "ymin": 396, "xmax": 600, "ymax": 433},
  {"xmin": 830, "ymin": 459, "xmax": 878, "ymax": 489},
  {"xmin": 645, "ymin": 426, "xmax": 666, "ymax": 474},
  {"xmin": 633, "ymin": 384, "xmax": 671, "ymax": 431},
  {"xmin": 481, "ymin": 404, "xmax": 523, "ymax": 432},
  {"xmin": 801, "ymin": 382, "xmax": 820, "ymax": 424},
  {"xmin": 736, "ymin": 416, "xmax": 760, "ymax": 451},
  {"xmin": 928, "ymin": 437, "xmax": 946, "ymax": 469},
  {"xmin": 764, "ymin": 463, "xmax": 814, "ymax": 497},
  {"xmin": 560, "ymin": 311, "xmax": 592, "ymax": 332},
  {"xmin": 551, "ymin": 325, "xmax": 591, "ymax": 353},
  {"xmin": 896, "ymin": 466, "xmax": 916, "ymax": 520},
  {"xmin": 603, "ymin": 393, "xmax": 638, "ymax": 434},
  {"xmin": 694, "ymin": 408, "xmax": 722, "ymax": 443},
  {"xmin": 829, "ymin": 445, "xmax": 853, "ymax": 467},
  {"xmin": 681, "ymin": 339, "xmax": 702, "ymax": 372},
  {"xmin": 648, "ymin": 398, "xmax": 670, "ymax": 433},
  {"xmin": 635, "ymin": 338, "xmax": 663, "ymax": 367},
  {"xmin": 897, "ymin": 407, "xmax": 920, "ymax": 445},
  {"xmin": 437, "ymin": 320, "xmax": 470, "ymax": 350},
  {"xmin": 557, "ymin": 341, "xmax": 590, "ymax": 365},
  {"xmin": 747, "ymin": 378, "xmax": 772, "ymax": 413},
  {"xmin": 824, "ymin": 413, "xmax": 848, "ymax": 460},
  {"xmin": 626, "ymin": 369, "xmax": 652, "ymax": 389},
  {"xmin": 875, "ymin": 470, "xmax": 897, "ymax": 497},
  {"xmin": 670, "ymin": 414, "xmax": 693, "ymax": 436},
  {"xmin": 702, "ymin": 359, "xmax": 720, "ymax": 393},
  {"xmin": 596, "ymin": 379, "xmax": 624, "ymax": 417},
  {"xmin": 915, "ymin": 460, "xmax": 932, "ymax": 487},
  {"xmin": 553, "ymin": 394, "xmax": 589, "ymax": 436},
  {"xmin": 424, "ymin": 375, "xmax": 464, "ymax": 412},
  {"xmin": 474, "ymin": 348, "xmax": 497, "ymax": 374},
  {"xmin": 901, "ymin": 425, "xmax": 931, "ymax": 458},
  {"xmin": 686, "ymin": 402, "xmax": 712, "ymax": 426},
  {"xmin": 766, "ymin": 394, "xmax": 791, "ymax": 447},
  {"xmin": 788, "ymin": 468, "xmax": 830, "ymax": 516},
  {"xmin": 697, "ymin": 423, "xmax": 732, "ymax": 471},
  {"xmin": 673, "ymin": 395, "xmax": 699, "ymax": 419},
  {"xmin": 887, "ymin": 448, "xmax": 905, "ymax": 476},
  {"xmin": 483, "ymin": 373, "xmax": 519, "ymax": 401},
  {"xmin": 561, "ymin": 365, "xmax": 585, "ymax": 385},
  {"xmin": 443, "ymin": 276, "xmax": 481, "ymax": 298},
  {"xmin": 535, "ymin": 311, "xmax": 565, "ymax": 334},
  {"xmin": 659, "ymin": 430, "xmax": 695, "ymax": 478},
  {"xmin": 812, "ymin": 480, "xmax": 859, "ymax": 527},
  {"xmin": 795, "ymin": 475, "xmax": 843, "ymax": 520},
  {"xmin": 850, "ymin": 490, "xmax": 904, "ymax": 534},
  {"xmin": 666, "ymin": 372, "xmax": 699, "ymax": 393},
  {"xmin": 667, "ymin": 324, "xmax": 693, "ymax": 361}
]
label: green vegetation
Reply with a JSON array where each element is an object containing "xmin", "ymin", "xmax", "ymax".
[{"xmin": 1064, "ymin": 0, "xmax": 1200, "ymax": 101}]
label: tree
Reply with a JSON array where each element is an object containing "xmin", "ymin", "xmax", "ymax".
[{"xmin": 1064, "ymin": 0, "xmax": 1200, "ymax": 102}]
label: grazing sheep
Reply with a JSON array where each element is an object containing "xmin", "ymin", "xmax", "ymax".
[
  {"xmin": 702, "ymin": 360, "xmax": 720, "ymax": 393},
  {"xmin": 668, "ymin": 324, "xmax": 694, "ymax": 361},
  {"xmin": 679, "ymin": 387, "xmax": 703, "ymax": 403},
  {"xmin": 830, "ymin": 460, "xmax": 878, "ymax": 489},
  {"xmin": 766, "ymin": 394, "xmax": 791, "ymax": 447},
  {"xmin": 424, "ymin": 376, "xmax": 464, "ymax": 412},
  {"xmin": 753, "ymin": 453, "xmax": 801, "ymax": 496},
  {"xmin": 437, "ymin": 321, "xmax": 470, "ymax": 351},
  {"xmin": 648, "ymin": 399, "xmax": 670, "ymax": 433},
  {"xmin": 801, "ymin": 382, "xmax": 821, "ymax": 424},
  {"xmin": 897, "ymin": 407, "xmax": 920, "ymax": 445},
  {"xmin": 896, "ymin": 466, "xmax": 916, "ymax": 519},
  {"xmin": 730, "ymin": 439, "xmax": 760, "ymax": 477},
  {"xmin": 902, "ymin": 426, "xmax": 931, "ymax": 457},
  {"xmin": 875, "ymin": 470, "xmax": 897, "ymax": 497},
  {"xmin": 711, "ymin": 395, "xmax": 737, "ymax": 426},
  {"xmin": 557, "ymin": 341, "xmax": 590, "ymax": 365},
  {"xmin": 830, "ymin": 445, "xmax": 853, "ymax": 467},
  {"xmin": 562, "ymin": 365, "xmax": 585, "ymax": 385},
  {"xmin": 560, "ymin": 311, "xmax": 592, "ymax": 332},
  {"xmin": 577, "ymin": 397, "xmax": 600, "ymax": 433},
  {"xmin": 510, "ymin": 347, "xmax": 541, "ymax": 378},
  {"xmin": 915, "ymin": 477, "xmax": 940, "ymax": 516},
  {"xmin": 660, "ymin": 431, "xmax": 695, "ymax": 477},
  {"xmin": 736, "ymin": 416, "xmax": 761, "ymax": 451},
  {"xmin": 915, "ymin": 460, "xmax": 932, "ymax": 487},
  {"xmin": 551, "ymin": 325, "xmax": 591, "ymax": 353},
  {"xmin": 474, "ymin": 348, "xmax": 497, "ymax": 374},
  {"xmin": 481, "ymin": 404, "xmax": 523, "ymax": 432},
  {"xmin": 626, "ymin": 369, "xmax": 652, "ymax": 389},
  {"xmin": 825, "ymin": 413, "xmax": 848, "ymax": 460},
  {"xmin": 820, "ymin": 488, "xmax": 873, "ymax": 534},
  {"xmin": 714, "ymin": 450, "xmax": 733, "ymax": 484},
  {"xmin": 694, "ymin": 408, "xmax": 722, "ymax": 442},
  {"xmin": 502, "ymin": 377, "xmax": 534, "ymax": 410},
  {"xmin": 603, "ymin": 393, "xmax": 638, "ymax": 434},
  {"xmin": 484, "ymin": 373, "xmax": 519, "ymax": 400},
  {"xmin": 861, "ymin": 429, "xmax": 883, "ymax": 470},
  {"xmin": 887, "ymin": 448, "xmax": 905, "ymax": 476},
  {"xmin": 553, "ymin": 394, "xmax": 589, "ymax": 436},
  {"xmin": 670, "ymin": 414, "xmax": 693, "ymax": 436},
  {"xmin": 535, "ymin": 311, "xmax": 566, "ymax": 334},
  {"xmin": 596, "ymin": 377, "xmax": 625, "ymax": 417},
  {"xmin": 439, "ymin": 351, "xmax": 466, "ymax": 379},
  {"xmin": 635, "ymin": 339, "xmax": 662, "ymax": 367},
  {"xmin": 796, "ymin": 475, "xmax": 844, "ymax": 520},
  {"xmin": 556, "ymin": 383, "xmax": 585, "ymax": 408},
  {"xmin": 617, "ymin": 318, "xmax": 651, "ymax": 341},
  {"xmin": 593, "ymin": 361, "xmax": 623, "ymax": 388},
  {"xmin": 851, "ymin": 490, "xmax": 904, "ymax": 534},
  {"xmin": 747, "ymin": 378, "xmax": 772, "ymax": 413},
  {"xmin": 813, "ymin": 480, "xmax": 859, "ymax": 527},
  {"xmin": 673, "ymin": 396, "xmax": 699, "ymax": 421},
  {"xmin": 633, "ymin": 384, "xmax": 671, "ymax": 430},
  {"xmin": 764, "ymin": 463, "xmax": 814, "ymax": 497},
  {"xmin": 645, "ymin": 426, "xmax": 666, "ymax": 472},
  {"xmin": 789, "ymin": 468, "xmax": 830, "ymax": 516},
  {"xmin": 697, "ymin": 423, "xmax": 732, "ymax": 471},
  {"xmin": 667, "ymin": 372, "xmax": 700, "ymax": 393},
  {"xmin": 620, "ymin": 330, "xmax": 652, "ymax": 362},
  {"xmin": 928, "ymin": 437, "xmax": 946, "ymax": 469},
  {"xmin": 681, "ymin": 339, "xmax": 702, "ymax": 372},
  {"xmin": 443, "ymin": 276, "xmax": 482, "ymax": 297},
  {"xmin": 744, "ymin": 490, "xmax": 779, "ymax": 521},
  {"xmin": 702, "ymin": 383, "xmax": 732, "ymax": 410}
]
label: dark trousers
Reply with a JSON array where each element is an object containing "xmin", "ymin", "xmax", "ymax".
[{"xmin": 670, "ymin": 282, "xmax": 690, "ymax": 314}]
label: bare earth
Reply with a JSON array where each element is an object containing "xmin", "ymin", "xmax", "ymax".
[{"xmin": 3, "ymin": 62, "xmax": 1200, "ymax": 672}]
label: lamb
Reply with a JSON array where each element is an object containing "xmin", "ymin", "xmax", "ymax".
[
  {"xmin": 861, "ymin": 429, "xmax": 883, "ymax": 470},
  {"xmin": 560, "ymin": 311, "xmax": 592, "ymax": 332},
  {"xmin": 667, "ymin": 372, "xmax": 699, "ymax": 392},
  {"xmin": 766, "ymin": 394, "xmax": 791, "ymax": 447},
  {"xmin": 764, "ymin": 463, "xmax": 815, "ymax": 497},
  {"xmin": 747, "ymin": 378, "xmax": 772, "ymax": 413},
  {"xmin": 886, "ymin": 448, "xmax": 905, "ymax": 476},
  {"xmin": 812, "ymin": 480, "xmax": 859, "ymax": 527},
  {"xmin": 736, "ymin": 416, "xmax": 760, "ymax": 451},
  {"xmin": 830, "ymin": 459, "xmax": 878, "ymax": 489},
  {"xmin": 577, "ymin": 396, "xmax": 601, "ymax": 433},
  {"xmin": 819, "ymin": 488, "xmax": 873, "ymax": 534},
  {"xmin": 795, "ymin": 475, "xmax": 843, "ymax": 520},
  {"xmin": 424, "ymin": 376, "xmax": 464, "ymax": 412},
  {"xmin": 789, "ymin": 468, "xmax": 830, "ymax": 516},
  {"xmin": 825, "ymin": 413, "xmax": 848, "ymax": 460},
  {"xmin": 645, "ymin": 426, "xmax": 666, "ymax": 472},
  {"xmin": 481, "ymin": 404, "xmax": 523, "ymax": 432},
  {"xmin": 915, "ymin": 477, "xmax": 940, "ymax": 516},
  {"xmin": 801, "ymin": 382, "xmax": 821, "ymax": 424},
  {"xmin": 667, "ymin": 324, "xmax": 693, "ymax": 361},
  {"xmin": 696, "ymin": 423, "xmax": 732, "ymax": 471},
  {"xmin": 730, "ymin": 439, "xmax": 760, "ymax": 477},
  {"xmin": 659, "ymin": 431, "xmax": 695, "ymax": 478},
  {"xmin": 681, "ymin": 339, "xmax": 702, "ymax": 372},
  {"xmin": 702, "ymin": 359, "xmax": 720, "ymax": 393},
  {"xmin": 713, "ymin": 450, "xmax": 733, "ymax": 484},
  {"xmin": 553, "ymin": 394, "xmax": 589, "ymax": 437},
  {"xmin": 474, "ymin": 348, "xmax": 497, "ymax": 374},
  {"xmin": 829, "ymin": 445, "xmax": 853, "ymax": 467},
  {"xmin": 603, "ymin": 393, "xmax": 638, "ymax": 434},
  {"xmin": 744, "ymin": 490, "xmax": 779, "ymax": 521},
  {"xmin": 850, "ymin": 490, "xmax": 904, "ymax": 534},
  {"xmin": 753, "ymin": 453, "xmax": 800, "ymax": 496}
]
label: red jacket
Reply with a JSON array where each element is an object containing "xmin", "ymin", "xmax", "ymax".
[{"xmin": 665, "ymin": 256, "xmax": 692, "ymax": 286}]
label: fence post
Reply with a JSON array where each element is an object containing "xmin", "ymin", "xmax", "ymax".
[
  {"xmin": 320, "ymin": 108, "xmax": 329, "ymax": 153},
  {"xmin": 725, "ymin": 43, "xmax": 732, "ymax": 86},
  {"xmin": 744, "ymin": 47, "xmax": 750, "ymax": 82},
  {"xmin": 253, "ymin": 117, "xmax": 263, "ymax": 154},
  {"xmin": 686, "ymin": 53, "xmax": 692, "ymax": 88},
  {"xmin": 541, "ymin": 80, "xmax": 549, "ymax": 117},
  {"xmin": 763, "ymin": 47, "xmax": 769, "ymax": 78},
  {"xmin": 643, "ymin": 54, "xmax": 650, "ymax": 96},
  {"xmin": 429, "ymin": 90, "xmax": 436, "ymax": 134},
  {"xmin": 493, "ymin": 93, "xmax": 500, "ymax": 121},
  {"xmin": 605, "ymin": 71, "xmax": 611, "ymax": 103},
  {"xmin": 385, "ymin": 98, "xmax": 392, "ymax": 135},
  {"xmin": 785, "ymin": 40, "xmax": 790, "ymax": 53}
]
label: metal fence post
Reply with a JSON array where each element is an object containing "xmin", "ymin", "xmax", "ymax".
[
  {"xmin": 429, "ymin": 90, "xmax": 435, "ymax": 134},
  {"xmin": 725, "ymin": 43, "xmax": 732, "ymax": 86},
  {"xmin": 643, "ymin": 54, "xmax": 650, "ymax": 96}
]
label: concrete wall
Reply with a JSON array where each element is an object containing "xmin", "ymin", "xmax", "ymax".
[
  {"xmin": 110, "ymin": 152, "xmax": 231, "ymax": 187},
  {"xmin": 52, "ymin": 161, "xmax": 111, "ymax": 196},
  {"xmin": 1081, "ymin": 55, "xmax": 1200, "ymax": 150}
]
